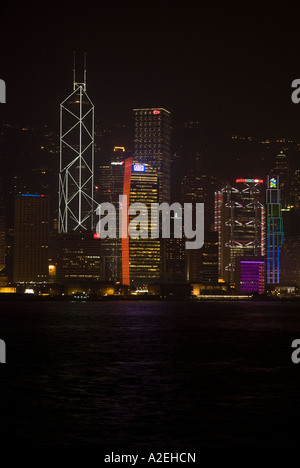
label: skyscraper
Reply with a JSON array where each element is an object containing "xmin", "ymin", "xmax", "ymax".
[
  {"xmin": 214, "ymin": 178, "xmax": 265, "ymax": 284},
  {"xmin": 187, "ymin": 231, "xmax": 218, "ymax": 284},
  {"xmin": 59, "ymin": 54, "xmax": 94, "ymax": 233},
  {"xmin": 120, "ymin": 160, "xmax": 160, "ymax": 287},
  {"xmin": 56, "ymin": 57, "xmax": 99, "ymax": 290},
  {"xmin": 271, "ymin": 151, "xmax": 289, "ymax": 208},
  {"xmin": 133, "ymin": 108, "xmax": 171, "ymax": 204},
  {"xmin": 13, "ymin": 194, "xmax": 49, "ymax": 284},
  {"xmin": 98, "ymin": 159, "xmax": 125, "ymax": 282},
  {"xmin": 266, "ymin": 175, "xmax": 284, "ymax": 284},
  {"xmin": 129, "ymin": 163, "xmax": 160, "ymax": 286},
  {"xmin": 121, "ymin": 157, "xmax": 132, "ymax": 286},
  {"xmin": 56, "ymin": 231, "xmax": 101, "ymax": 284}
]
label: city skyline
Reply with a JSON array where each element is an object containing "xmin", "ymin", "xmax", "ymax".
[
  {"xmin": 0, "ymin": 4, "xmax": 299, "ymax": 295},
  {"xmin": 1, "ymin": 115, "xmax": 299, "ymax": 294},
  {"xmin": 2, "ymin": 3, "xmax": 300, "ymax": 452},
  {"xmin": 0, "ymin": 83, "xmax": 299, "ymax": 292}
]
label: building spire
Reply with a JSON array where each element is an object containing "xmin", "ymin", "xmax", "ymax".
[{"xmin": 72, "ymin": 51, "xmax": 86, "ymax": 91}]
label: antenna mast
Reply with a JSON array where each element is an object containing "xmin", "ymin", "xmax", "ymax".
[{"xmin": 84, "ymin": 52, "xmax": 87, "ymax": 91}]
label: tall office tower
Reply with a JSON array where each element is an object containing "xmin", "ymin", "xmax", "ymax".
[
  {"xmin": 13, "ymin": 194, "xmax": 49, "ymax": 284},
  {"xmin": 187, "ymin": 230, "xmax": 218, "ymax": 284},
  {"xmin": 180, "ymin": 153, "xmax": 217, "ymax": 282},
  {"xmin": 290, "ymin": 168, "xmax": 300, "ymax": 208},
  {"xmin": 123, "ymin": 162, "xmax": 160, "ymax": 287},
  {"xmin": 181, "ymin": 166, "xmax": 209, "ymax": 224},
  {"xmin": 59, "ymin": 54, "xmax": 95, "ymax": 233},
  {"xmin": 214, "ymin": 178, "xmax": 265, "ymax": 284},
  {"xmin": 0, "ymin": 205, "xmax": 5, "ymax": 272},
  {"xmin": 133, "ymin": 108, "xmax": 171, "ymax": 204},
  {"xmin": 271, "ymin": 151, "xmax": 289, "ymax": 208},
  {"xmin": 161, "ymin": 207, "xmax": 185, "ymax": 283},
  {"xmin": 266, "ymin": 175, "xmax": 284, "ymax": 284},
  {"xmin": 280, "ymin": 236, "xmax": 300, "ymax": 287},
  {"xmin": 98, "ymin": 159, "xmax": 125, "ymax": 282}
]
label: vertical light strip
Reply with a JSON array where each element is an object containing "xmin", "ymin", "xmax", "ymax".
[{"xmin": 79, "ymin": 86, "xmax": 82, "ymax": 226}]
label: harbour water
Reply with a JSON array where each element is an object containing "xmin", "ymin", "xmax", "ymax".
[{"xmin": 0, "ymin": 299, "xmax": 300, "ymax": 449}]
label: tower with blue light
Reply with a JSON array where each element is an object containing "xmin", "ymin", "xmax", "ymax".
[{"xmin": 266, "ymin": 175, "xmax": 284, "ymax": 284}]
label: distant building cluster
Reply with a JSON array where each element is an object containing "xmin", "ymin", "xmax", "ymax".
[{"xmin": 0, "ymin": 72, "xmax": 300, "ymax": 299}]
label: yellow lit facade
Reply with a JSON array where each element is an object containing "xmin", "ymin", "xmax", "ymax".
[
  {"xmin": 48, "ymin": 264, "xmax": 56, "ymax": 283},
  {"xmin": 13, "ymin": 194, "xmax": 49, "ymax": 283},
  {"xmin": 114, "ymin": 146, "xmax": 125, "ymax": 152},
  {"xmin": 129, "ymin": 164, "xmax": 160, "ymax": 286},
  {"xmin": 0, "ymin": 287, "xmax": 16, "ymax": 293}
]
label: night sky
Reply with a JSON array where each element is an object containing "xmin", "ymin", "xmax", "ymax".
[{"xmin": 1, "ymin": 2, "xmax": 300, "ymax": 137}]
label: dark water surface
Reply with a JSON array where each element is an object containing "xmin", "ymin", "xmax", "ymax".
[{"xmin": 0, "ymin": 299, "xmax": 300, "ymax": 449}]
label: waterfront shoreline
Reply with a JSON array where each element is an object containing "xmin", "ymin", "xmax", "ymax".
[{"xmin": 0, "ymin": 293, "xmax": 299, "ymax": 302}]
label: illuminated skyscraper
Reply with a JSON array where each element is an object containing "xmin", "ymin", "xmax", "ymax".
[
  {"xmin": 56, "ymin": 56, "xmax": 100, "ymax": 288},
  {"xmin": 214, "ymin": 178, "xmax": 265, "ymax": 284},
  {"xmin": 266, "ymin": 175, "xmax": 284, "ymax": 284},
  {"xmin": 0, "ymin": 177, "xmax": 6, "ymax": 274},
  {"xmin": 121, "ymin": 157, "xmax": 132, "ymax": 286},
  {"xmin": 13, "ymin": 194, "xmax": 49, "ymax": 284},
  {"xmin": 290, "ymin": 168, "xmax": 300, "ymax": 208},
  {"xmin": 133, "ymin": 108, "xmax": 171, "ymax": 204},
  {"xmin": 98, "ymin": 159, "xmax": 124, "ymax": 282},
  {"xmin": 58, "ymin": 54, "xmax": 94, "ymax": 233},
  {"xmin": 56, "ymin": 231, "xmax": 101, "ymax": 284},
  {"xmin": 180, "ymin": 152, "xmax": 217, "ymax": 283},
  {"xmin": 121, "ymin": 161, "xmax": 160, "ymax": 287},
  {"xmin": 271, "ymin": 151, "xmax": 289, "ymax": 208}
]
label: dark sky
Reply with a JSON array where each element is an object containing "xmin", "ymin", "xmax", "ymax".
[{"xmin": 1, "ymin": 2, "xmax": 300, "ymax": 136}]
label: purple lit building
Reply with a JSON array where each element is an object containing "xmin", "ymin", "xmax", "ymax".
[{"xmin": 236, "ymin": 257, "xmax": 265, "ymax": 294}]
